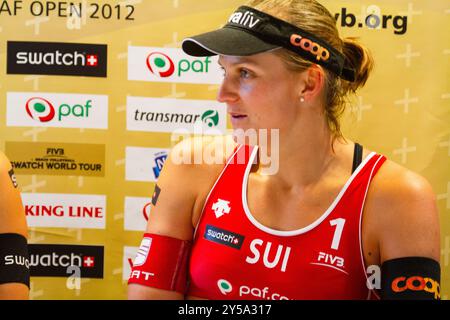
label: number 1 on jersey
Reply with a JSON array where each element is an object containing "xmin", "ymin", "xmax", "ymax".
[{"xmin": 329, "ymin": 218, "xmax": 346, "ymax": 250}]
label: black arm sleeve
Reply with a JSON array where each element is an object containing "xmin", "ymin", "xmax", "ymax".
[
  {"xmin": 0, "ymin": 233, "xmax": 30, "ymax": 288},
  {"xmin": 381, "ymin": 256, "xmax": 440, "ymax": 300}
]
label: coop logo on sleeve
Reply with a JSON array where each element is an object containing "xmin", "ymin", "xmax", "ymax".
[
  {"xmin": 22, "ymin": 193, "xmax": 106, "ymax": 229},
  {"xmin": 7, "ymin": 41, "xmax": 107, "ymax": 77},
  {"xmin": 5, "ymin": 142, "xmax": 105, "ymax": 177},
  {"xmin": 124, "ymin": 196, "xmax": 152, "ymax": 231},
  {"xmin": 28, "ymin": 244, "xmax": 104, "ymax": 278},
  {"xmin": 125, "ymin": 147, "xmax": 169, "ymax": 182},
  {"xmin": 128, "ymin": 46, "xmax": 222, "ymax": 84},
  {"xmin": 127, "ymin": 97, "xmax": 226, "ymax": 134},
  {"xmin": 6, "ymin": 92, "xmax": 108, "ymax": 129}
]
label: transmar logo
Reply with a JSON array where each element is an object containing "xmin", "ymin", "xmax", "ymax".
[{"xmin": 201, "ymin": 110, "xmax": 219, "ymax": 127}]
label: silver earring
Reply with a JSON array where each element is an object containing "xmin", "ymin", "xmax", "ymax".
[{"xmin": 300, "ymin": 96, "xmax": 305, "ymax": 102}]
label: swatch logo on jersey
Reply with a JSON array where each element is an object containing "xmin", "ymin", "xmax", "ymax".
[
  {"xmin": 7, "ymin": 41, "xmax": 107, "ymax": 77},
  {"xmin": 128, "ymin": 46, "xmax": 223, "ymax": 84},
  {"xmin": 28, "ymin": 244, "xmax": 104, "ymax": 278},
  {"xmin": 7, "ymin": 92, "xmax": 108, "ymax": 129},
  {"xmin": 204, "ymin": 225, "xmax": 245, "ymax": 250}
]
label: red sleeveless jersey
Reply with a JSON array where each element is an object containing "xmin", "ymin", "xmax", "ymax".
[{"xmin": 187, "ymin": 144, "xmax": 387, "ymax": 300}]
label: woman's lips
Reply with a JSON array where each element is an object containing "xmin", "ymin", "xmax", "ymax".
[{"xmin": 229, "ymin": 112, "xmax": 247, "ymax": 119}]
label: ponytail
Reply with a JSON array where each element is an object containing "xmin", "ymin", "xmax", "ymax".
[{"xmin": 342, "ymin": 37, "xmax": 374, "ymax": 94}]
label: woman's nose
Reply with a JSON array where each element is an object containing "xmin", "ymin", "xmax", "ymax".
[{"xmin": 217, "ymin": 76, "xmax": 239, "ymax": 104}]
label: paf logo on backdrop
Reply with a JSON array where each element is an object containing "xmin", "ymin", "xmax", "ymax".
[
  {"xmin": 128, "ymin": 46, "xmax": 222, "ymax": 84},
  {"xmin": 7, "ymin": 92, "xmax": 108, "ymax": 129},
  {"xmin": 7, "ymin": 41, "xmax": 107, "ymax": 77}
]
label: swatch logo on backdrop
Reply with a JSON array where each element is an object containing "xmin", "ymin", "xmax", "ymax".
[
  {"xmin": 126, "ymin": 97, "xmax": 226, "ymax": 134},
  {"xmin": 6, "ymin": 92, "xmax": 108, "ymax": 129},
  {"xmin": 128, "ymin": 46, "xmax": 223, "ymax": 84},
  {"xmin": 7, "ymin": 41, "xmax": 107, "ymax": 77},
  {"xmin": 29, "ymin": 244, "xmax": 104, "ymax": 278}
]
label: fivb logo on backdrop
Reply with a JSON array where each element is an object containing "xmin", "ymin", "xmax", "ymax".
[
  {"xmin": 127, "ymin": 97, "xmax": 226, "ymax": 134},
  {"xmin": 6, "ymin": 92, "xmax": 108, "ymax": 129},
  {"xmin": 128, "ymin": 46, "xmax": 222, "ymax": 84}
]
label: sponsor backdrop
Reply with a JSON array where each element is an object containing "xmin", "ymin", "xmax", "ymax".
[{"xmin": 0, "ymin": 0, "xmax": 448, "ymax": 299}]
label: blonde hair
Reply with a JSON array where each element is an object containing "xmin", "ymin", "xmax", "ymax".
[{"xmin": 246, "ymin": 0, "xmax": 374, "ymax": 141}]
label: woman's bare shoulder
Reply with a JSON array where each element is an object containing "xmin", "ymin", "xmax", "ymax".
[
  {"xmin": 365, "ymin": 157, "xmax": 440, "ymax": 262},
  {"xmin": 145, "ymin": 135, "xmax": 238, "ymax": 239}
]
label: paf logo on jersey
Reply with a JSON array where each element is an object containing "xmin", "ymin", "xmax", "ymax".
[{"xmin": 128, "ymin": 46, "xmax": 223, "ymax": 84}]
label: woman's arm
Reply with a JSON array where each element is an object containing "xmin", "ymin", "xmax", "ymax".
[
  {"xmin": 127, "ymin": 136, "xmax": 233, "ymax": 299},
  {"xmin": 0, "ymin": 152, "xmax": 29, "ymax": 300},
  {"xmin": 369, "ymin": 161, "xmax": 440, "ymax": 299}
]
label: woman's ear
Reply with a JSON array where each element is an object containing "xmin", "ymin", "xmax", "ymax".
[{"xmin": 300, "ymin": 64, "xmax": 325, "ymax": 102}]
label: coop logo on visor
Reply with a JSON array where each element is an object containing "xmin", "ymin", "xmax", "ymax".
[{"xmin": 290, "ymin": 34, "xmax": 330, "ymax": 61}]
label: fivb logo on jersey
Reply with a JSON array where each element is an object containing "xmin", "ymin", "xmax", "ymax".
[
  {"xmin": 6, "ymin": 92, "xmax": 108, "ymax": 129},
  {"xmin": 128, "ymin": 46, "xmax": 222, "ymax": 84}
]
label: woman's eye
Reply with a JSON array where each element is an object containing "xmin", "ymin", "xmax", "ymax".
[
  {"xmin": 219, "ymin": 67, "xmax": 226, "ymax": 77},
  {"xmin": 240, "ymin": 68, "xmax": 250, "ymax": 79}
]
